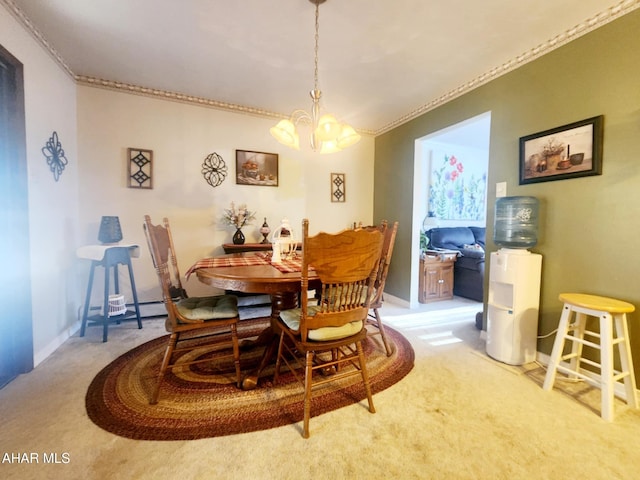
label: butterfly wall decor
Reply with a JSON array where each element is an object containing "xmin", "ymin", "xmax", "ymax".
[{"xmin": 41, "ymin": 131, "xmax": 68, "ymax": 181}]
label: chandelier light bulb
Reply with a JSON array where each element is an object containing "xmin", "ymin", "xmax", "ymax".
[
  {"xmin": 319, "ymin": 139, "xmax": 341, "ymax": 154},
  {"xmin": 336, "ymin": 124, "xmax": 361, "ymax": 150},
  {"xmin": 270, "ymin": 119, "xmax": 300, "ymax": 150},
  {"xmin": 316, "ymin": 114, "xmax": 341, "ymax": 141}
]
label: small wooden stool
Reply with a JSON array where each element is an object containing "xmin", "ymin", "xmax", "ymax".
[{"xmin": 543, "ymin": 293, "xmax": 638, "ymax": 421}]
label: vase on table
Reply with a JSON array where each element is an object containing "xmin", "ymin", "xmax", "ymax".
[
  {"xmin": 259, "ymin": 217, "xmax": 271, "ymax": 244},
  {"xmin": 232, "ymin": 228, "xmax": 245, "ymax": 245}
]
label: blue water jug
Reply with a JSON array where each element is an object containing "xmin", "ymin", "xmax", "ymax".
[{"xmin": 493, "ymin": 196, "xmax": 539, "ymax": 248}]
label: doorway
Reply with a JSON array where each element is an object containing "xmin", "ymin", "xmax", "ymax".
[
  {"xmin": 410, "ymin": 112, "xmax": 491, "ymax": 307},
  {"xmin": 0, "ymin": 44, "xmax": 33, "ymax": 388}
]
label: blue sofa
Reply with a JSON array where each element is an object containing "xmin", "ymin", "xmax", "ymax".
[{"xmin": 427, "ymin": 226, "xmax": 485, "ymax": 302}]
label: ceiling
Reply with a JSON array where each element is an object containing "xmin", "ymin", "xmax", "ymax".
[{"xmin": 6, "ymin": 0, "xmax": 635, "ymax": 135}]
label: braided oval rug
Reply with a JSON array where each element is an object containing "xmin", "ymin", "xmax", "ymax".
[{"xmin": 85, "ymin": 317, "xmax": 414, "ymax": 440}]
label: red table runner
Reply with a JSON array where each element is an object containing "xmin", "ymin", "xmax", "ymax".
[
  {"xmin": 185, "ymin": 252, "xmax": 306, "ymax": 280},
  {"xmin": 271, "ymin": 258, "xmax": 305, "ymax": 274}
]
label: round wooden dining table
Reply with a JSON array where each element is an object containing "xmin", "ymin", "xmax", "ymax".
[{"xmin": 195, "ymin": 252, "xmax": 319, "ymax": 389}]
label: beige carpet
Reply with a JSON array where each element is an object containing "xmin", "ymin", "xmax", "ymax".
[{"xmin": 1, "ymin": 299, "xmax": 640, "ymax": 479}]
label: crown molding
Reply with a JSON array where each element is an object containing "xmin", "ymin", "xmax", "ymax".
[
  {"xmin": 1, "ymin": 0, "xmax": 74, "ymax": 78},
  {"xmin": 3, "ymin": 0, "xmax": 638, "ymax": 137},
  {"xmin": 75, "ymin": 76, "xmax": 286, "ymax": 119},
  {"xmin": 73, "ymin": 76, "xmax": 376, "ymax": 136},
  {"xmin": 374, "ymin": 0, "xmax": 640, "ymax": 135}
]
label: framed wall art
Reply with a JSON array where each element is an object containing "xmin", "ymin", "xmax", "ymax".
[
  {"xmin": 429, "ymin": 149, "xmax": 487, "ymax": 221},
  {"xmin": 235, "ymin": 150, "xmax": 278, "ymax": 186},
  {"xmin": 331, "ymin": 173, "xmax": 345, "ymax": 202},
  {"xmin": 128, "ymin": 148, "xmax": 153, "ymax": 189},
  {"xmin": 519, "ymin": 115, "xmax": 603, "ymax": 185}
]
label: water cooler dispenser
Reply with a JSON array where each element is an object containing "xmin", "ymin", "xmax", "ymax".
[{"xmin": 486, "ymin": 196, "xmax": 542, "ymax": 365}]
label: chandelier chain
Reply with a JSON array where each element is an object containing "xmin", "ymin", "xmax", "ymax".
[
  {"xmin": 269, "ymin": 0, "xmax": 360, "ymax": 153},
  {"xmin": 314, "ymin": 1, "xmax": 320, "ymax": 91}
]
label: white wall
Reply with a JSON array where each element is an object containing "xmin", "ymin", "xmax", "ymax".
[
  {"xmin": 1, "ymin": 5, "xmax": 80, "ymax": 365},
  {"xmin": 1, "ymin": 1, "xmax": 373, "ymax": 365},
  {"xmin": 2, "ymin": 1, "xmax": 373, "ymax": 365},
  {"xmin": 76, "ymin": 85, "xmax": 375, "ymax": 302}
]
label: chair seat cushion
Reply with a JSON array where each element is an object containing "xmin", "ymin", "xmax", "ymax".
[
  {"xmin": 176, "ymin": 294, "xmax": 238, "ymax": 322},
  {"xmin": 280, "ymin": 306, "xmax": 363, "ymax": 341}
]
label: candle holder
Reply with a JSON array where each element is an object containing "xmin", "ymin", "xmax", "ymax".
[
  {"xmin": 260, "ymin": 218, "xmax": 271, "ymax": 244},
  {"xmin": 271, "ymin": 218, "xmax": 296, "ymax": 262}
]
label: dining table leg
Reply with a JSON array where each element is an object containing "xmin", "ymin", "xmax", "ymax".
[{"xmin": 241, "ymin": 290, "xmax": 298, "ymax": 390}]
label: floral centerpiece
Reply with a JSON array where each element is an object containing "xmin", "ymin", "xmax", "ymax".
[
  {"xmin": 222, "ymin": 202, "xmax": 256, "ymax": 245},
  {"xmin": 222, "ymin": 202, "xmax": 256, "ymax": 229}
]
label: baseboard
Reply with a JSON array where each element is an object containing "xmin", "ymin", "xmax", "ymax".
[
  {"xmin": 381, "ymin": 292, "xmax": 409, "ymax": 308},
  {"xmin": 34, "ymin": 320, "xmax": 81, "ymax": 368},
  {"xmin": 35, "ymin": 301, "xmax": 168, "ymax": 367}
]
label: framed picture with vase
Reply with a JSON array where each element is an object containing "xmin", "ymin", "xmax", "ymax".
[{"xmin": 519, "ymin": 115, "xmax": 603, "ymax": 185}]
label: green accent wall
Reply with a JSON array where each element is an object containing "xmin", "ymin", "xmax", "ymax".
[{"xmin": 375, "ymin": 9, "xmax": 640, "ymax": 368}]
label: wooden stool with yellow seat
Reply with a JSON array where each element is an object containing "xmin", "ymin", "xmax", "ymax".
[{"xmin": 543, "ymin": 293, "xmax": 638, "ymax": 421}]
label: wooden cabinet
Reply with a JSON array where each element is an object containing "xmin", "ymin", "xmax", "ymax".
[{"xmin": 419, "ymin": 254, "xmax": 456, "ymax": 303}]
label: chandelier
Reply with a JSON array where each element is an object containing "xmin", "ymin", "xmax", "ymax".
[{"xmin": 270, "ymin": 0, "xmax": 361, "ymax": 154}]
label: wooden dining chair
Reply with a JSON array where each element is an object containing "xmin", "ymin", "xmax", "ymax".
[
  {"xmin": 273, "ymin": 219, "xmax": 385, "ymax": 438},
  {"xmin": 366, "ymin": 220, "xmax": 399, "ymax": 356},
  {"xmin": 143, "ymin": 215, "xmax": 241, "ymax": 405}
]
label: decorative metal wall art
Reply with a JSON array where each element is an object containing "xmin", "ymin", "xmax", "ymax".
[
  {"xmin": 202, "ymin": 152, "xmax": 228, "ymax": 187},
  {"xmin": 128, "ymin": 148, "xmax": 153, "ymax": 189},
  {"xmin": 42, "ymin": 131, "xmax": 68, "ymax": 181},
  {"xmin": 331, "ymin": 173, "xmax": 346, "ymax": 202}
]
